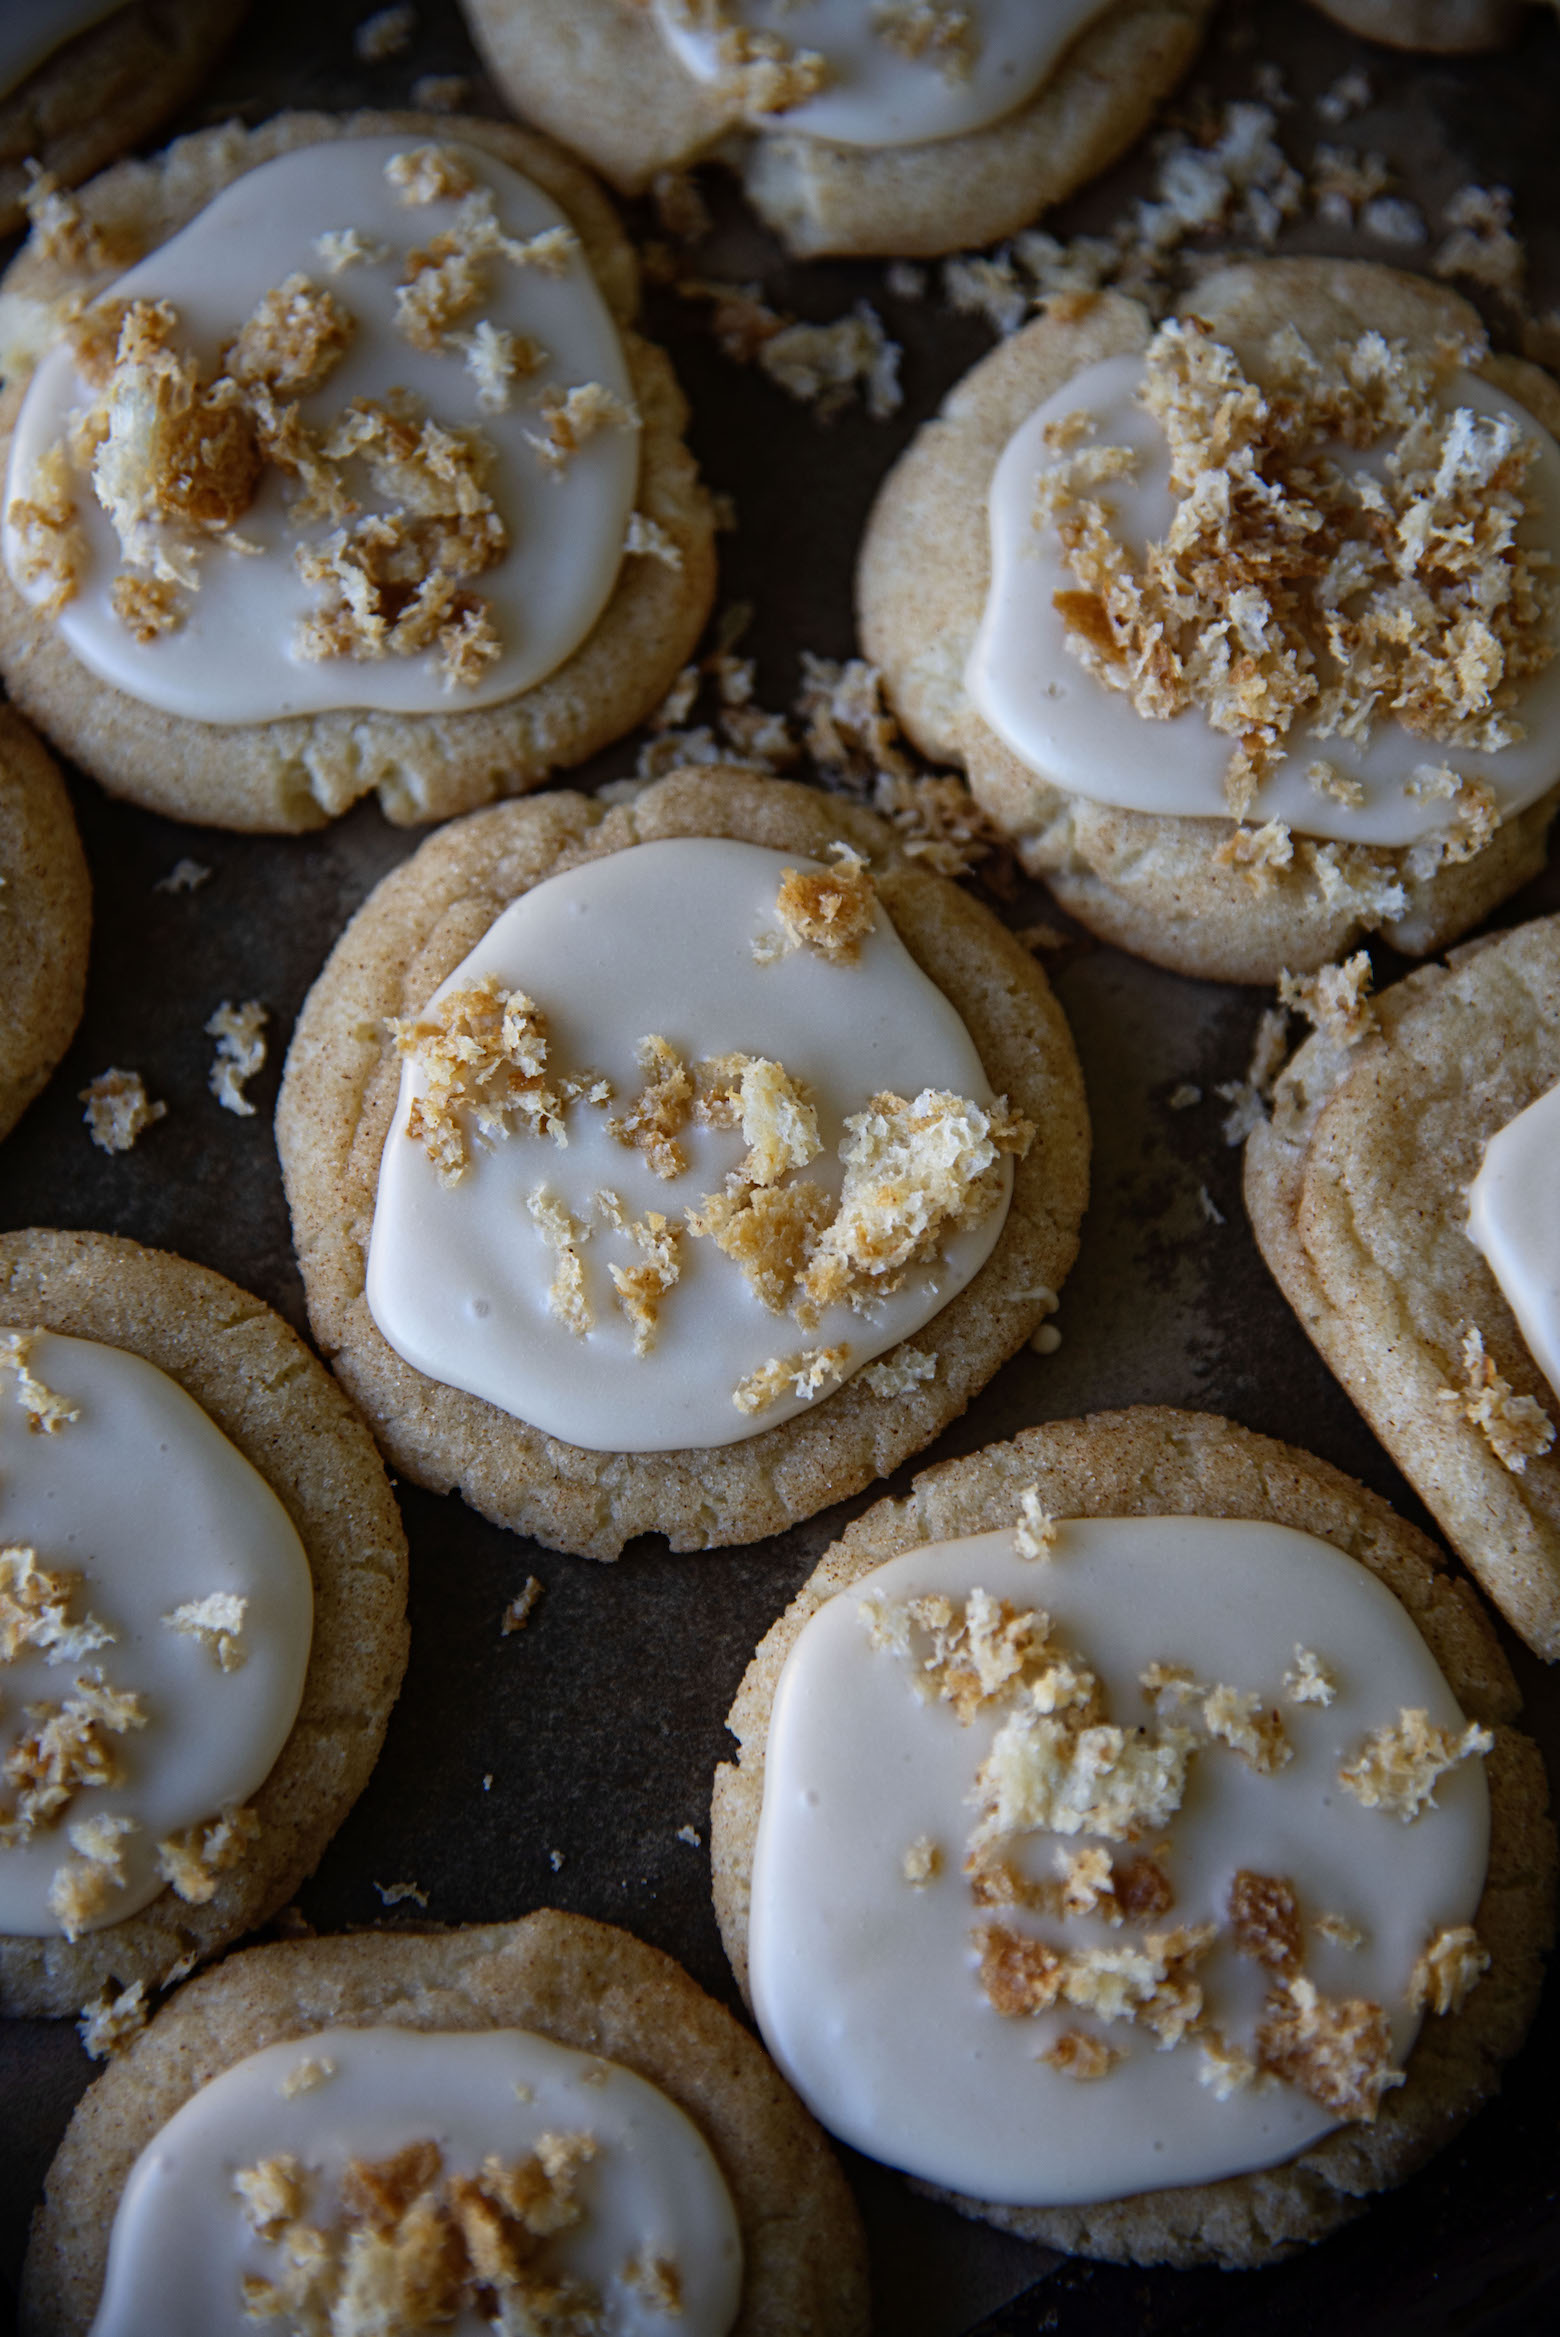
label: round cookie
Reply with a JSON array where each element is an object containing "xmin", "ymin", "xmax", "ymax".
[
  {"xmin": 0, "ymin": 111, "xmax": 717, "ymax": 833},
  {"xmin": 21, "ymin": 1909, "xmax": 871, "ymax": 2337},
  {"xmin": 0, "ymin": 1, "xmax": 248, "ymax": 239},
  {"xmin": 0, "ymin": 1227, "xmax": 409, "ymax": 2017},
  {"xmin": 277, "ymin": 768, "xmax": 1090, "ymax": 1561},
  {"xmin": 1306, "ymin": 0, "xmax": 1544, "ymax": 48},
  {"xmin": 460, "ymin": 0, "xmax": 1214, "ymax": 260},
  {"xmin": 858, "ymin": 260, "xmax": 1560, "ymax": 985},
  {"xmin": 1245, "ymin": 914, "xmax": 1560, "ymax": 1662},
  {"xmin": 711, "ymin": 1407, "xmax": 1554, "ymax": 2268},
  {"xmin": 0, "ymin": 702, "xmax": 89, "ymax": 1142}
]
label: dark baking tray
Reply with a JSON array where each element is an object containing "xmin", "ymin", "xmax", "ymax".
[{"xmin": 0, "ymin": 2, "xmax": 1557, "ymax": 2330}]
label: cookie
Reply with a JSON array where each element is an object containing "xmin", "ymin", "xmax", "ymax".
[
  {"xmin": 859, "ymin": 259, "xmax": 1560, "ymax": 984},
  {"xmin": 1306, "ymin": 0, "xmax": 1536, "ymax": 48},
  {"xmin": 277, "ymin": 768, "xmax": 1089, "ymax": 1560},
  {"xmin": 0, "ymin": 112, "xmax": 716, "ymax": 832},
  {"xmin": 460, "ymin": 0, "xmax": 1214, "ymax": 259},
  {"xmin": 0, "ymin": 1227, "xmax": 409, "ymax": 2018},
  {"xmin": 0, "ymin": 702, "xmax": 89, "ymax": 1142},
  {"xmin": 710, "ymin": 1407, "xmax": 1554, "ymax": 2268},
  {"xmin": 1245, "ymin": 914, "xmax": 1560, "ymax": 1662},
  {"xmin": 20, "ymin": 1909, "xmax": 870, "ymax": 2336},
  {"xmin": 0, "ymin": 0, "xmax": 247, "ymax": 240}
]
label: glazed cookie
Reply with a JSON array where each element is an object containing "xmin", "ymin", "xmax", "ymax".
[
  {"xmin": 21, "ymin": 1910, "xmax": 870, "ymax": 2336},
  {"xmin": 1306, "ymin": 0, "xmax": 1554, "ymax": 49},
  {"xmin": 0, "ymin": 703, "xmax": 90, "ymax": 1142},
  {"xmin": 0, "ymin": 1228, "xmax": 409, "ymax": 2017},
  {"xmin": 859, "ymin": 260, "xmax": 1560, "ymax": 984},
  {"xmin": 0, "ymin": 112, "xmax": 716, "ymax": 832},
  {"xmin": 0, "ymin": 1, "xmax": 247, "ymax": 238},
  {"xmin": 277, "ymin": 769, "xmax": 1089, "ymax": 1560},
  {"xmin": 1246, "ymin": 915, "xmax": 1560, "ymax": 1662},
  {"xmin": 460, "ymin": 0, "xmax": 1214, "ymax": 259},
  {"xmin": 711, "ymin": 1409, "xmax": 1554, "ymax": 2268}
]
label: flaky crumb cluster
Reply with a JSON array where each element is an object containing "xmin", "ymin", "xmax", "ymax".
[
  {"xmin": 1438, "ymin": 1325, "xmax": 1556, "ymax": 1474},
  {"xmin": 1039, "ymin": 316, "xmax": 1557, "ymax": 825},
  {"xmin": 235, "ymin": 2129, "xmax": 614, "ymax": 2335},
  {"xmin": 0, "ymin": 1332, "xmax": 81, "ymax": 1433},
  {"xmin": 78, "ymin": 1067, "xmax": 167, "ymax": 1155},
  {"xmin": 392, "ymin": 974, "xmax": 582, "ymax": 1183},
  {"xmin": 860, "ymin": 1589, "xmax": 1490, "ymax": 2119}
]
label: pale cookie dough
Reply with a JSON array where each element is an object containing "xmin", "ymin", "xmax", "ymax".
[
  {"xmin": 459, "ymin": 0, "xmax": 1214, "ymax": 259},
  {"xmin": 1307, "ymin": 0, "xmax": 1553, "ymax": 49},
  {"xmin": 0, "ymin": 1228, "xmax": 409, "ymax": 2017},
  {"xmin": 0, "ymin": 0, "xmax": 248, "ymax": 239},
  {"xmin": 859, "ymin": 262, "xmax": 1560, "ymax": 985},
  {"xmin": 0, "ymin": 703, "xmax": 89, "ymax": 1142},
  {"xmin": 277, "ymin": 769, "xmax": 1090, "ymax": 1560},
  {"xmin": 0, "ymin": 111, "xmax": 717, "ymax": 833},
  {"xmin": 711, "ymin": 1407, "xmax": 1555, "ymax": 2268},
  {"xmin": 1246, "ymin": 915, "xmax": 1560, "ymax": 1663},
  {"xmin": 20, "ymin": 1910, "xmax": 871, "ymax": 2337}
]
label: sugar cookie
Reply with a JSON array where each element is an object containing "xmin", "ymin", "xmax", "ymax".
[{"xmin": 0, "ymin": 703, "xmax": 89, "ymax": 1141}]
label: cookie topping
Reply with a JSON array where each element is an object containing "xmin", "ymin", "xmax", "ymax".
[
  {"xmin": 1338, "ymin": 1706, "xmax": 1493, "ymax": 1822},
  {"xmin": 1, "ymin": 1334, "xmax": 81, "ymax": 1434},
  {"xmin": 1410, "ymin": 1923, "xmax": 1489, "ymax": 2016},
  {"xmin": 78, "ymin": 1067, "xmax": 166, "ymax": 1154},
  {"xmin": 1439, "ymin": 1322, "xmax": 1556, "ymax": 1472}
]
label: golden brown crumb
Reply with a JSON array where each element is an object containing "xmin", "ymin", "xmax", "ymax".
[
  {"xmin": 733, "ymin": 1342, "xmax": 851, "ymax": 1414},
  {"xmin": 1277, "ymin": 953, "xmax": 1375, "ymax": 1047},
  {"xmin": 624, "ymin": 510, "xmax": 684, "ymax": 570},
  {"xmin": 526, "ymin": 1189, "xmax": 592, "ymax": 1334},
  {"xmin": 799, "ymin": 1089, "xmax": 1032, "ymax": 1323},
  {"xmin": 902, "ymin": 1834, "xmax": 942, "ymax": 1887},
  {"xmin": 686, "ymin": 1180, "xmax": 832, "ymax": 1314},
  {"xmin": 759, "ymin": 307, "xmax": 903, "ymax": 422},
  {"xmin": 1410, "ymin": 1923, "xmax": 1489, "ymax": 2016},
  {"xmin": 21, "ymin": 164, "xmax": 137, "ymax": 272},
  {"xmin": 1338, "ymin": 1706, "xmax": 1493, "ymax": 1823},
  {"xmin": 794, "ymin": 653, "xmax": 915, "ymax": 786},
  {"xmin": 1438, "ymin": 1326, "xmax": 1555, "ymax": 1472},
  {"xmin": 871, "ymin": 771, "xmax": 1002, "ymax": 879},
  {"xmin": 1256, "ymin": 1975, "xmax": 1403, "ymax": 2121},
  {"xmin": 1041, "ymin": 2029, "xmax": 1123, "ymax": 2081},
  {"xmin": 155, "ymin": 1803, "xmax": 260, "ymax": 1904},
  {"xmin": 861, "ymin": 1346, "xmax": 937, "ymax": 1397},
  {"xmin": 77, "ymin": 1978, "xmax": 149, "ymax": 2061},
  {"xmin": 610, "ymin": 1035, "xmax": 693, "ymax": 1179},
  {"xmin": 457, "ymin": 319, "xmax": 545, "ymax": 413},
  {"xmin": 79, "ymin": 1068, "xmax": 167, "ymax": 1155},
  {"xmin": 385, "ymin": 145, "xmax": 475, "ymax": 206},
  {"xmin": 773, "ymin": 843, "xmax": 878, "ymax": 965},
  {"xmin": 1197, "ymin": 2028, "xmax": 1261, "ymax": 2100},
  {"xmin": 226, "ymin": 276, "xmax": 355, "ymax": 398},
  {"xmin": 623, "ymin": 2253, "xmax": 684, "ymax": 2312},
  {"xmin": 501, "ymin": 1577, "xmax": 544, "ymax": 1636},
  {"xmin": 873, "ymin": 4, "xmax": 978, "ymax": 80},
  {"xmin": 355, "ymin": 4, "xmax": 416, "ymax": 61},
  {"xmin": 526, "ymin": 380, "xmax": 640, "ymax": 474},
  {"xmin": 314, "ymin": 226, "xmax": 387, "ymax": 275},
  {"xmin": 0, "ymin": 1546, "xmax": 109, "ymax": 1662},
  {"xmin": 861, "ymin": 1585, "xmax": 1076, "ymax": 1725},
  {"xmin": 978, "ymin": 1924, "xmax": 1064, "ymax": 2016},
  {"xmin": 87, "ymin": 300, "xmax": 263, "ymax": 562},
  {"xmin": 695, "ymin": 1052, "xmax": 822, "ymax": 1188},
  {"xmin": 392, "ymin": 976, "xmax": 573, "ymax": 1184},
  {"xmin": 980, "ymin": 1921, "xmax": 1216, "ymax": 2044},
  {"xmin": 598, "ymin": 1195, "xmax": 683, "ymax": 1356},
  {"xmin": 280, "ymin": 2056, "xmax": 337, "ymax": 2098},
  {"xmin": 1056, "ymin": 1844, "xmax": 1114, "ymax": 1917},
  {"xmin": 207, "ymin": 1000, "xmax": 268, "ymax": 1118},
  {"xmin": 1229, "ymin": 1869, "xmax": 1303, "ymax": 1976},
  {"xmin": 1201, "ymin": 1684, "xmax": 1292, "ymax": 1775},
  {"xmin": 1014, "ymin": 1486, "xmax": 1058, "ymax": 1560},
  {"xmin": 0, "ymin": 1669, "xmax": 146, "ymax": 1846},
  {"xmin": 0, "ymin": 1336, "xmax": 82, "ymax": 1435},
  {"xmin": 411, "ymin": 73, "xmax": 471, "ymax": 112},
  {"xmin": 162, "ymin": 1591, "xmax": 248, "ymax": 1672},
  {"xmin": 1213, "ymin": 819, "xmax": 1294, "ymax": 889},
  {"xmin": 236, "ymin": 2153, "xmax": 307, "ymax": 2236},
  {"xmin": 1283, "ymin": 1646, "xmax": 1338, "ymax": 1706},
  {"xmin": 713, "ymin": 24, "xmax": 832, "ymax": 115},
  {"xmin": 111, "ymin": 573, "xmax": 185, "ymax": 642},
  {"xmin": 6, "ymin": 442, "xmax": 88, "ymax": 618},
  {"xmin": 1315, "ymin": 1911, "xmax": 1365, "ymax": 1950},
  {"xmin": 1434, "ymin": 184, "xmax": 1525, "ymax": 306},
  {"xmin": 1306, "ymin": 759, "xmax": 1366, "ymax": 810},
  {"xmin": 1114, "ymin": 1854, "xmax": 1175, "ymax": 1923}
]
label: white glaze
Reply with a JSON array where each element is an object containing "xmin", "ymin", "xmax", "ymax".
[
  {"xmin": 748, "ymin": 1518, "xmax": 1490, "ymax": 2205},
  {"xmin": 0, "ymin": 1332, "xmax": 313, "ymax": 1936},
  {"xmin": 2, "ymin": 137, "xmax": 638, "ymax": 723},
  {"xmin": 0, "ymin": 0, "xmax": 124, "ymax": 101},
  {"xmin": 90, "ymin": 2026, "xmax": 743, "ymax": 2337},
  {"xmin": 651, "ymin": 0, "xmax": 1109, "ymax": 147},
  {"xmin": 1468, "ymin": 1077, "xmax": 1560, "ymax": 1402},
  {"xmin": 967, "ymin": 351, "xmax": 1560, "ymax": 845},
  {"xmin": 366, "ymin": 837, "xmax": 1012, "ymax": 1452}
]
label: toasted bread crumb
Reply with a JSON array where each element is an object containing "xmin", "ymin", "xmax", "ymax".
[
  {"xmin": 598, "ymin": 1195, "xmax": 683, "ymax": 1356},
  {"xmin": 1438, "ymin": 1326, "xmax": 1555, "ymax": 1472},
  {"xmin": 1213, "ymin": 820, "xmax": 1294, "ymax": 890},
  {"xmin": 456, "ymin": 318, "xmax": 545, "ymax": 412},
  {"xmin": 356, "ymin": 4, "xmax": 415, "ymax": 60},
  {"xmin": 411, "ymin": 74, "xmax": 472, "ymax": 113},
  {"xmin": 714, "ymin": 24, "xmax": 831, "ymax": 115},
  {"xmin": 235, "ymin": 2152, "xmax": 307, "ymax": 2236},
  {"xmin": 610, "ymin": 1035, "xmax": 694, "ymax": 1180},
  {"xmin": 1201, "ymin": 1683, "xmax": 1292, "ymax": 1775},
  {"xmin": 1256, "ymin": 1974, "xmax": 1403, "ymax": 2122},
  {"xmin": 527, "ymin": 381, "xmax": 639, "ymax": 475},
  {"xmin": 0, "ymin": 1546, "xmax": 110, "ymax": 1661},
  {"xmin": 1315, "ymin": 1911, "xmax": 1365, "ymax": 1950},
  {"xmin": 77, "ymin": 1978, "xmax": 149, "ymax": 2061},
  {"xmin": 1277, "ymin": 953, "xmax": 1375, "ymax": 1047},
  {"xmin": 697, "ymin": 1051, "xmax": 823, "ymax": 1186},
  {"xmin": 773, "ymin": 843, "xmax": 878, "ymax": 964},
  {"xmin": 1042, "ymin": 2029, "xmax": 1123, "ymax": 2082},
  {"xmin": 1283, "ymin": 1646, "xmax": 1337, "ymax": 1706},
  {"xmin": 873, "ymin": 3, "xmax": 978, "ymax": 78},
  {"xmin": 733, "ymin": 1342, "xmax": 851, "ymax": 1414},
  {"xmin": 111, "ymin": 572, "xmax": 185, "ymax": 641},
  {"xmin": 385, "ymin": 145, "xmax": 475, "ymax": 207},
  {"xmin": 392, "ymin": 976, "xmax": 572, "ymax": 1184},
  {"xmin": 527, "ymin": 1189, "xmax": 593, "ymax": 1335},
  {"xmin": 687, "ymin": 1180, "xmax": 832, "ymax": 1314},
  {"xmin": 1197, "ymin": 2028, "xmax": 1261, "ymax": 2100},
  {"xmin": 1229, "ymin": 1869, "xmax": 1302, "ymax": 1976},
  {"xmin": 501, "ymin": 1577, "xmax": 544, "ymax": 1637},
  {"xmin": 280, "ymin": 2056, "xmax": 338, "ymax": 2098},
  {"xmin": 1014, "ymin": 1486, "xmax": 1058, "ymax": 1560},
  {"xmin": 155, "ymin": 1803, "xmax": 259, "ymax": 1904},
  {"xmin": 6, "ymin": 442, "xmax": 88, "ymax": 617},
  {"xmin": 226, "ymin": 276, "xmax": 355, "ymax": 398},
  {"xmin": 758, "ymin": 305, "xmax": 902, "ymax": 422},
  {"xmin": 1338, "ymin": 1706, "xmax": 1493, "ymax": 1823},
  {"xmin": 623, "ymin": 2253, "xmax": 684, "ymax": 2312},
  {"xmin": 1410, "ymin": 1923, "xmax": 1489, "ymax": 2016},
  {"xmin": 1, "ymin": 1668, "xmax": 146, "ymax": 1847},
  {"xmin": 315, "ymin": 226, "xmax": 387, "ymax": 275},
  {"xmin": 206, "ymin": 1000, "xmax": 268, "ymax": 1118},
  {"xmin": 625, "ymin": 510, "xmax": 684, "ymax": 569},
  {"xmin": 1435, "ymin": 183, "xmax": 1525, "ymax": 306},
  {"xmin": 162, "ymin": 1591, "xmax": 248, "ymax": 1672},
  {"xmin": 79, "ymin": 1068, "xmax": 167, "ymax": 1154},
  {"xmin": 902, "ymin": 1834, "xmax": 943, "ymax": 1887}
]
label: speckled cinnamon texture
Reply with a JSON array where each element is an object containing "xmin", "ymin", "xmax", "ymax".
[
  {"xmin": 1246, "ymin": 913, "xmax": 1560, "ymax": 1661},
  {"xmin": 0, "ymin": 705, "xmax": 89, "ymax": 1142},
  {"xmin": 711, "ymin": 1408, "xmax": 1554, "ymax": 2268},
  {"xmin": 460, "ymin": 0, "xmax": 1214, "ymax": 257},
  {"xmin": 277, "ymin": 768, "xmax": 1090, "ymax": 1560},
  {"xmin": 859, "ymin": 259, "xmax": 1560, "ymax": 984},
  {"xmin": 0, "ymin": 1228, "xmax": 409, "ymax": 2016},
  {"xmin": 0, "ymin": 110, "xmax": 717, "ymax": 832},
  {"xmin": 19, "ymin": 1910, "xmax": 871, "ymax": 2337}
]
